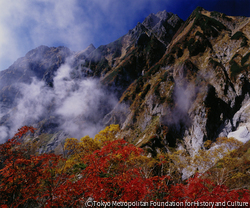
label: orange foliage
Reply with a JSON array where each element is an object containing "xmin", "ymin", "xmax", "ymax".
[{"xmin": 0, "ymin": 126, "xmax": 249, "ymax": 207}]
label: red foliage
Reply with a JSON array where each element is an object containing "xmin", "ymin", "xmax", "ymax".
[
  {"xmin": 0, "ymin": 127, "xmax": 249, "ymax": 207},
  {"xmin": 166, "ymin": 173, "xmax": 250, "ymax": 202},
  {"xmin": 14, "ymin": 126, "xmax": 36, "ymax": 138},
  {"xmin": 0, "ymin": 126, "xmax": 68, "ymax": 207},
  {"xmin": 53, "ymin": 139, "xmax": 159, "ymax": 205}
]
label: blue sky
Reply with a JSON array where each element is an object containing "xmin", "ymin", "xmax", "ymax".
[{"xmin": 0, "ymin": 0, "xmax": 249, "ymax": 71}]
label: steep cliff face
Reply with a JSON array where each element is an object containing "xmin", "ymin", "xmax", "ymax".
[
  {"xmin": 75, "ymin": 11, "xmax": 183, "ymax": 97},
  {"xmin": 0, "ymin": 10, "xmax": 183, "ymax": 152},
  {"xmin": 1, "ymin": 7, "xmax": 250, "ymax": 157},
  {"xmin": 142, "ymin": 10, "xmax": 183, "ymax": 45},
  {"xmin": 0, "ymin": 46, "xmax": 72, "ymax": 108},
  {"xmin": 107, "ymin": 7, "xmax": 250, "ymax": 155}
]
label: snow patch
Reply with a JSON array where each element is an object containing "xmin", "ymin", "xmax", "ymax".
[{"xmin": 227, "ymin": 126, "xmax": 250, "ymax": 143}]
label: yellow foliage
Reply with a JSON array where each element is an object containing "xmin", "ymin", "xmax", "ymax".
[
  {"xmin": 128, "ymin": 154, "xmax": 158, "ymax": 178},
  {"xmin": 63, "ymin": 124, "xmax": 162, "ymax": 179},
  {"xmin": 154, "ymin": 151, "xmax": 185, "ymax": 184},
  {"xmin": 62, "ymin": 124, "xmax": 249, "ymax": 190},
  {"xmin": 79, "ymin": 135, "xmax": 100, "ymax": 153},
  {"xmin": 151, "ymin": 137, "xmax": 246, "ymax": 185},
  {"xmin": 204, "ymin": 140, "xmax": 212, "ymax": 148},
  {"xmin": 64, "ymin": 124, "xmax": 120, "ymax": 172},
  {"xmin": 215, "ymin": 137, "xmax": 243, "ymax": 151},
  {"xmin": 94, "ymin": 124, "xmax": 120, "ymax": 144},
  {"xmin": 195, "ymin": 137, "xmax": 250, "ymax": 189}
]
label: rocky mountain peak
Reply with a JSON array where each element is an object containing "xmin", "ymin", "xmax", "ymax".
[
  {"xmin": 142, "ymin": 13, "xmax": 160, "ymax": 29},
  {"xmin": 142, "ymin": 10, "xmax": 183, "ymax": 45},
  {"xmin": 25, "ymin": 45, "xmax": 50, "ymax": 58},
  {"xmin": 73, "ymin": 43, "xmax": 96, "ymax": 66},
  {"xmin": 83, "ymin": 43, "xmax": 96, "ymax": 55},
  {"xmin": 25, "ymin": 45, "xmax": 71, "ymax": 59},
  {"xmin": 156, "ymin": 10, "xmax": 173, "ymax": 20},
  {"xmin": 2, "ymin": 7, "xmax": 250, "ymax": 162},
  {"xmin": 142, "ymin": 10, "xmax": 173, "ymax": 29},
  {"xmin": 0, "ymin": 45, "xmax": 72, "ymax": 109}
]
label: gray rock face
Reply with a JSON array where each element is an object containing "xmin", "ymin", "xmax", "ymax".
[
  {"xmin": 223, "ymin": 98, "xmax": 250, "ymax": 143},
  {"xmin": 232, "ymin": 96, "xmax": 250, "ymax": 126},
  {"xmin": 228, "ymin": 126, "xmax": 250, "ymax": 143},
  {"xmin": 142, "ymin": 10, "xmax": 183, "ymax": 45},
  {"xmin": 112, "ymin": 9, "xmax": 250, "ymax": 156},
  {"xmin": 0, "ymin": 45, "xmax": 72, "ymax": 107},
  {"xmin": 39, "ymin": 131, "xmax": 69, "ymax": 154},
  {"xmin": 103, "ymin": 102, "xmax": 131, "ymax": 127},
  {"xmin": 142, "ymin": 13, "xmax": 161, "ymax": 30},
  {"xmin": 72, "ymin": 44, "xmax": 96, "ymax": 65},
  {"xmin": 2, "ymin": 7, "xmax": 250, "ymax": 160},
  {"xmin": 83, "ymin": 44, "xmax": 96, "ymax": 55},
  {"xmin": 184, "ymin": 107, "xmax": 207, "ymax": 155}
]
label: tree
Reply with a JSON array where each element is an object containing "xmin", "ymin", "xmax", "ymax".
[
  {"xmin": 64, "ymin": 124, "xmax": 120, "ymax": 172},
  {"xmin": 62, "ymin": 139, "xmax": 157, "ymax": 203},
  {"xmin": 0, "ymin": 126, "xmax": 69, "ymax": 207},
  {"xmin": 166, "ymin": 173, "xmax": 250, "ymax": 202},
  {"xmin": 1, "ymin": 125, "xmax": 249, "ymax": 207}
]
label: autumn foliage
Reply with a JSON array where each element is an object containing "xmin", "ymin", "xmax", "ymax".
[{"xmin": 0, "ymin": 125, "xmax": 249, "ymax": 207}]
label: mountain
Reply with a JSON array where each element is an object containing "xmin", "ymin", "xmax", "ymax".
[
  {"xmin": 1, "ymin": 7, "xmax": 250, "ymax": 159},
  {"xmin": 0, "ymin": 46, "xmax": 72, "ymax": 107},
  {"xmin": 77, "ymin": 11, "xmax": 183, "ymax": 97},
  {"xmin": 102, "ymin": 7, "xmax": 250, "ymax": 156}
]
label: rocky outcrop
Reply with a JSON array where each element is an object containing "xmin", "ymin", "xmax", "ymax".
[
  {"xmin": 107, "ymin": 7, "xmax": 250, "ymax": 156},
  {"xmin": 38, "ymin": 131, "xmax": 69, "ymax": 154},
  {"xmin": 75, "ymin": 12, "xmax": 183, "ymax": 98},
  {"xmin": 142, "ymin": 10, "xmax": 183, "ymax": 45},
  {"xmin": 228, "ymin": 126, "xmax": 250, "ymax": 143},
  {"xmin": 0, "ymin": 45, "xmax": 72, "ymax": 108},
  {"xmin": 1, "ymin": 7, "xmax": 250, "ymax": 158}
]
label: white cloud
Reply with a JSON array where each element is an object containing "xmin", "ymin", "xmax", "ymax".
[
  {"xmin": 0, "ymin": 0, "xmax": 173, "ymax": 71},
  {"xmin": 0, "ymin": 60, "xmax": 118, "ymax": 142},
  {"xmin": 0, "ymin": 0, "xmax": 92, "ymax": 70}
]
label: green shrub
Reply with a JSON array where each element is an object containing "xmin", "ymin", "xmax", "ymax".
[
  {"xmin": 188, "ymin": 38, "xmax": 207, "ymax": 56},
  {"xmin": 231, "ymin": 31, "xmax": 245, "ymax": 40},
  {"xmin": 171, "ymin": 45, "xmax": 183, "ymax": 58},
  {"xmin": 211, "ymin": 11, "xmax": 232, "ymax": 21},
  {"xmin": 230, "ymin": 60, "xmax": 243, "ymax": 78},
  {"xmin": 241, "ymin": 37, "xmax": 248, "ymax": 47},
  {"xmin": 194, "ymin": 14, "xmax": 226, "ymax": 37},
  {"xmin": 73, "ymin": 163, "xmax": 87, "ymax": 173},
  {"xmin": 241, "ymin": 52, "xmax": 250, "ymax": 66},
  {"xmin": 211, "ymin": 11, "xmax": 220, "ymax": 18},
  {"xmin": 222, "ymin": 13, "xmax": 232, "ymax": 21},
  {"xmin": 153, "ymin": 81, "xmax": 161, "ymax": 97},
  {"xmin": 140, "ymin": 84, "xmax": 151, "ymax": 99},
  {"xmin": 230, "ymin": 31, "xmax": 248, "ymax": 48},
  {"xmin": 102, "ymin": 68, "xmax": 120, "ymax": 83},
  {"xmin": 195, "ymin": 31, "xmax": 204, "ymax": 38},
  {"xmin": 209, "ymin": 58, "xmax": 220, "ymax": 68}
]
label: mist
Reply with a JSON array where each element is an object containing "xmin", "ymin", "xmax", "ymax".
[
  {"xmin": 0, "ymin": 61, "xmax": 118, "ymax": 143},
  {"xmin": 0, "ymin": 0, "xmax": 177, "ymax": 71}
]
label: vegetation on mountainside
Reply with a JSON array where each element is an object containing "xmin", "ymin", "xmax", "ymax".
[
  {"xmin": 168, "ymin": 8, "xmax": 226, "ymax": 59},
  {"xmin": 242, "ymin": 52, "xmax": 250, "ymax": 66},
  {"xmin": 231, "ymin": 31, "xmax": 248, "ymax": 47},
  {"xmin": 229, "ymin": 53, "xmax": 250, "ymax": 79},
  {"xmin": 206, "ymin": 139, "xmax": 250, "ymax": 190},
  {"xmin": 194, "ymin": 14, "xmax": 226, "ymax": 37},
  {"xmin": 230, "ymin": 60, "xmax": 243, "ymax": 78},
  {"xmin": 0, "ymin": 125, "xmax": 249, "ymax": 207},
  {"xmin": 2, "ymin": 6, "xmax": 250, "ymax": 207},
  {"xmin": 115, "ymin": 6, "xmax": 250, "ymax": 167},
  {"xmin": 231, "ymin": 31, "xmax": 245, "ymax": 40}
]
